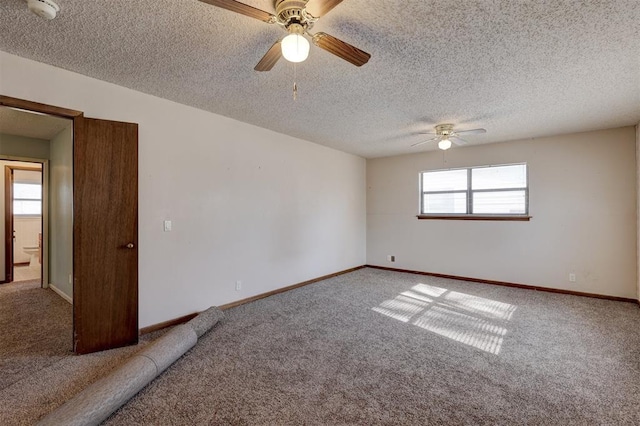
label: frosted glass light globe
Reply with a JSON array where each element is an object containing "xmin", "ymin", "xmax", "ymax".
[
  {"xmin": 281, "ymin": 34, "xmax": 310, "ymax": 63},
  {"xmin": 438, "ymin": 138, "xmax": 452, "ymax": 150}
]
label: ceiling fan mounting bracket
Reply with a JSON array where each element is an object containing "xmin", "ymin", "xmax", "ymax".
[
  {"xmin": 435, "ymin": 123, "xmax": 454, "ymax": 136},
  {"xmin": 275, "ymin": 0, "xmax": 317, "ymax": 31}
]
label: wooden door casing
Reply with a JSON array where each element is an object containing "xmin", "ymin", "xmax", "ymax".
[
  {"xmin": 4, "ymin": 167, "xmax": 13, "ymax": 283},
  {"xmin": 3, "ymin": 165, "xmax": 43, "ymax": 284}
]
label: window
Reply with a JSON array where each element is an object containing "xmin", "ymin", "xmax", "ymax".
[
  {"xmin": 419, "ymin": 163, "xmax": 528, "ymax": 219},
  {"xmin": 14, "ymin": 182, "xmax": 42, "ymax": 216}
]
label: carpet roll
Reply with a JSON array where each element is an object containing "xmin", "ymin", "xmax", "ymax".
[{"xmin": 37, "ymin": 306, "xmax": 223, "ymax": 426}]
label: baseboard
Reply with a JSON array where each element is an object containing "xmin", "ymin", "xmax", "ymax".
[
  {"xmin": 139, "ymin": 313, "xmax": 198, "ymax": 335},
  {"xmin": 218, "ymin": 266, "xmax": 366, "ymax": 310},
  {"xmin": 139, "ymin": 266, "xmax": 366, "ymax": 335},
  {"xmin": 367, "ymin": 265, "xmax": 638, "ymax": 304},
  {"xmin": 49, "ymin": 283, "xmax": 73, "ymax": 304}
]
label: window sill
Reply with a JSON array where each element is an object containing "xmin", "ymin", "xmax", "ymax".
[{"xmin": 416, "ymin": 215, "xmax": 531, "ymax": 221}]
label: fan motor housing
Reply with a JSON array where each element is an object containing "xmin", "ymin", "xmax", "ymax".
[
  {"xmin": 435, "ymin": 123, "xmax": 454, "ymax": 136},
  {"xmin": 275, "ymin": 0, "xmax": 307, "ymax": 24}
]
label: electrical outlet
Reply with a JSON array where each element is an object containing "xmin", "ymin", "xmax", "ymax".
[
  {"xmin": 387, "ymin": 255, "xmax": 395, "ymax": 262},
  {"xmin": 235, "ymin": 280, "xmax": 242, "ymax": 291},
  {"xmin": 569, "ymin": 273, "xmax": 576, "ymax": 283}
]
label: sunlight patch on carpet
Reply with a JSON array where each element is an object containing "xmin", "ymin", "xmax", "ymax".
[{"xmin": 372, "ymin": 283, "xmax": 516, "ymax": 354}]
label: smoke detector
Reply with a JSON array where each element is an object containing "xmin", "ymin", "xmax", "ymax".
[{"xmin": 27, "ymin": 0, "xmax": 60, "ymax": 20}]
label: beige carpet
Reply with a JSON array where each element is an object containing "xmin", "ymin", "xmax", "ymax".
[
  {"xmin": 100, "ymin": 268, "xmax": 640, "ymax": 425},
  {"xmin": 3, "ymin": 269, "xmax": 640, "ymax": 424},
  {"xmin": 0, "ymin": 280, "xmax": 163, "ymax": 425},
  {"xmin": 0, "ymin": 280, "xmax": 71, "ymax": 390}
]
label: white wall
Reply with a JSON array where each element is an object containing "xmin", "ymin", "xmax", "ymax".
[
  {"xmin": 367, "ymin": 127, "xmax": 637, "ymax": 299},
  {"xmin": 0, "ymin": 133, "xmax": 50, "ymax": 159},
  {"xmin": 13, "ymin": 218, "xmax": 41, "ymax": 264},
  {"xmin": 0, "ymin": 51, "xmax": 367, "ymax": 327},
  {"xmin": 49, "ymin": 125, "xmax": 73, "ymax": 299}
]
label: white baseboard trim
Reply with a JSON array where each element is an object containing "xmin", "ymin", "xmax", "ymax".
[{"xmin": 49, "ymin": 283, "xmax": 73, "ymax": 305}]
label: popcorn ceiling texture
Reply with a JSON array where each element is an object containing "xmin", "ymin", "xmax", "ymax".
[
  {"xmin": 0, "ymin": 0, "xmax": 639, "ymax": 158},
  {"xmin": 0, "ymin": 107, "xmax": 71, "ymax": 140}
]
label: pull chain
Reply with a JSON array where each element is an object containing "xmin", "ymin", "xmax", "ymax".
[{"xmin": 293, "ymin": 62, "xmax": 298, "ymax": 101}]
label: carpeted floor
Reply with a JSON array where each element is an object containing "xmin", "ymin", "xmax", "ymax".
[
  {"xmin": 3, "ymin": 268, "xmax": 640, "ymax": 424},
  {"xmin": 103, "ymin": 268, "xmax": 639, "ymax": 425},
  {"xmin": 0, "ymin": 280, "xmax": 72, "ymax": 390},
  {"xmin": 0, "ymin": 280, "xmax": 164, "ymax": 425}
]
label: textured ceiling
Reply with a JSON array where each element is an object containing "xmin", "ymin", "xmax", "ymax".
[
  {"xmin": 1, "ymin": 0, "xmax": 639, "ymax": 158},
  {"xmin": 0, "ymin": 106, "xmax": 71, "ymax": 140}
]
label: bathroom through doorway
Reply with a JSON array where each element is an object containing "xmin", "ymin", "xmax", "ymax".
[{"xmin": 4, "ymin": 161, "xmax": 44, "ymax": 286}]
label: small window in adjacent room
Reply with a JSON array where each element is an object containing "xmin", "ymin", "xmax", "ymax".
[
  {"xmin": 419, "ymin": 163, "xmax": 529, "ymax": 220},
  {"xmin": 14, "ymin": 182, "xmax": 42, "ymax": 216}
]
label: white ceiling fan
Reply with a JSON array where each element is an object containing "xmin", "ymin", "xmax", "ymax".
[{"xmin": 412, "ymin": 123, "xmax": 486, "ymax": 150}]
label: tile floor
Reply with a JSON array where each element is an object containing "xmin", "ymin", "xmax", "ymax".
[{"xmin": 13, "ymin": 265, "xmax": 41, "ymax": 282}]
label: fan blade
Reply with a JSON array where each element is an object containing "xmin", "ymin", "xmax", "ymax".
[
  {"xmin": 312, "ymin": 32, "xmax": 371, "ymax": 66},
  {"xmin": 455, "ymin": 128, "xmax": 486, "ymax": 135},
  {"xmin": 411, "ymin": 137, "xmax": 440, "ymax": 147},
  {"xmin": 305, "ymin": 0, "xmax": 344, "ymax": 17},
  {"xmin": 450, "ymin": 136, "xmax": 469, "ymax": 146},
  {"xmin": 254, "ymin": 41, "xmax": 282, "ymax": 71},
  {"xmin": 198, "ymin": 0, "xmax": 275, "ymax": 22},
  {"xmin": 417, "ymin": 132, "xmax": 437, "ymax": 135}
]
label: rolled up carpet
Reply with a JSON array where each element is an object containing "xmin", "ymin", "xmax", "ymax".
[{"xmin": 38, "ymin": 306, "xmax": 224, "ymax": 426}]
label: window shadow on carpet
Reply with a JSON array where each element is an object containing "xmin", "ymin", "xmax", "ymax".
[{"xmin": 372, "ymin": 283, "xmax": 517, "ymax": 355}]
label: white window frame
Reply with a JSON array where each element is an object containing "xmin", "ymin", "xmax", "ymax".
[
  {"xmin": 13, "ymin": 181, "xmax": 43, "ymax": 217},
  {"xmin": 418, "ymin": 163, "xmax": 530, "ymax": 220}
]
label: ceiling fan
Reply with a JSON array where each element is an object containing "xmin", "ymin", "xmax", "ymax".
[
  {"xmin": 411, "ymin": 123, "xmax": 487, "ymax": 150},
  {"xmin": 198, "ymin": 0, "xmax": 371, "ymax": 71}
]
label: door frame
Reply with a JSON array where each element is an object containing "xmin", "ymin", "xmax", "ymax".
[
  {"xmin": 0, "ymin": 95, "xmax": 139, "ymax": 354},
  {"xmin": 2, "ymin": 162, "xmax": 47, "ymax": 285},
  {"xmin": 0, "ymin": 98, "xmax": 80, "ymax": 290}
]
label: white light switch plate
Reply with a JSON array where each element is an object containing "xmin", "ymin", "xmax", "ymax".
[{"xmin": 164, "ymin": 220, "xmax": 172, "ymax": 232}]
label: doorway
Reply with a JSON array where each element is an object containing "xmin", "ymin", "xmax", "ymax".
[
  {"xmin": 0, "ymin": 94, "xmax": 139, "ymax": 355},
  {"xmin": 4, "ymin": 162, "xmax": 44, "ymax": 286}
]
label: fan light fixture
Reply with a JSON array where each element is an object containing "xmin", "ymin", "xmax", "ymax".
[
  {"xmin": 281, "ymin": 33, "xmax": 310, "ymax": 63},
  {"xmin": 438, "ymin": 138, "xmax": 452, "ymax": 150},
  {"xmin": 411, "ymin": 123, "xmax": 487, "ymax": 150}
]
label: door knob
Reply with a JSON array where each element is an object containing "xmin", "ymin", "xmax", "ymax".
[{"xmin": 126, "ymin": 243, "xmax": 135, "ymax": 249}]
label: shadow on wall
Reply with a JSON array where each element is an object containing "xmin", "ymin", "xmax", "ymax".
[{"xmin": 372, "ymin": 283, "xmax": 517, "ymax": 355}]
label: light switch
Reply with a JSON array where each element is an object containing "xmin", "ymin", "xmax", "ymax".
[{"xmin": 164, "ymin": 220, "xmax": 172, "ymax": 232}]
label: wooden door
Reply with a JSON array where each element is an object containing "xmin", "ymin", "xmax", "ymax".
[{"xmin": 73, "ymin": 117, "xmax": 138, "ymax": 354}]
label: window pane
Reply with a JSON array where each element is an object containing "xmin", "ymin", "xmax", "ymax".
[
  {"xmin": 423, "ymin": 193, "xmax": 467, "ymax": 214},
  {"xmin": 473, "ymin": 191, "xmax": 526, "ymax": 214},
  {"xmin": 422, "ymin": 169, "xmax": 467, "ymax": 192},
  {"xmin": 14, "ymin": 183, "xmax": 41, "ymax": 200},
  {"xmin": 14, "ymin": 200, "xmax": 41, "ymax": 215},
  {"xmin": 472, "ymin": 165, "xmax": 526, "ymax": 190}
]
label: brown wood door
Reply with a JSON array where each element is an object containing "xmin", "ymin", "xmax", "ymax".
[{"xmin": 73, "ymin": 117, "xmax": 138, "ymax": 354}]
